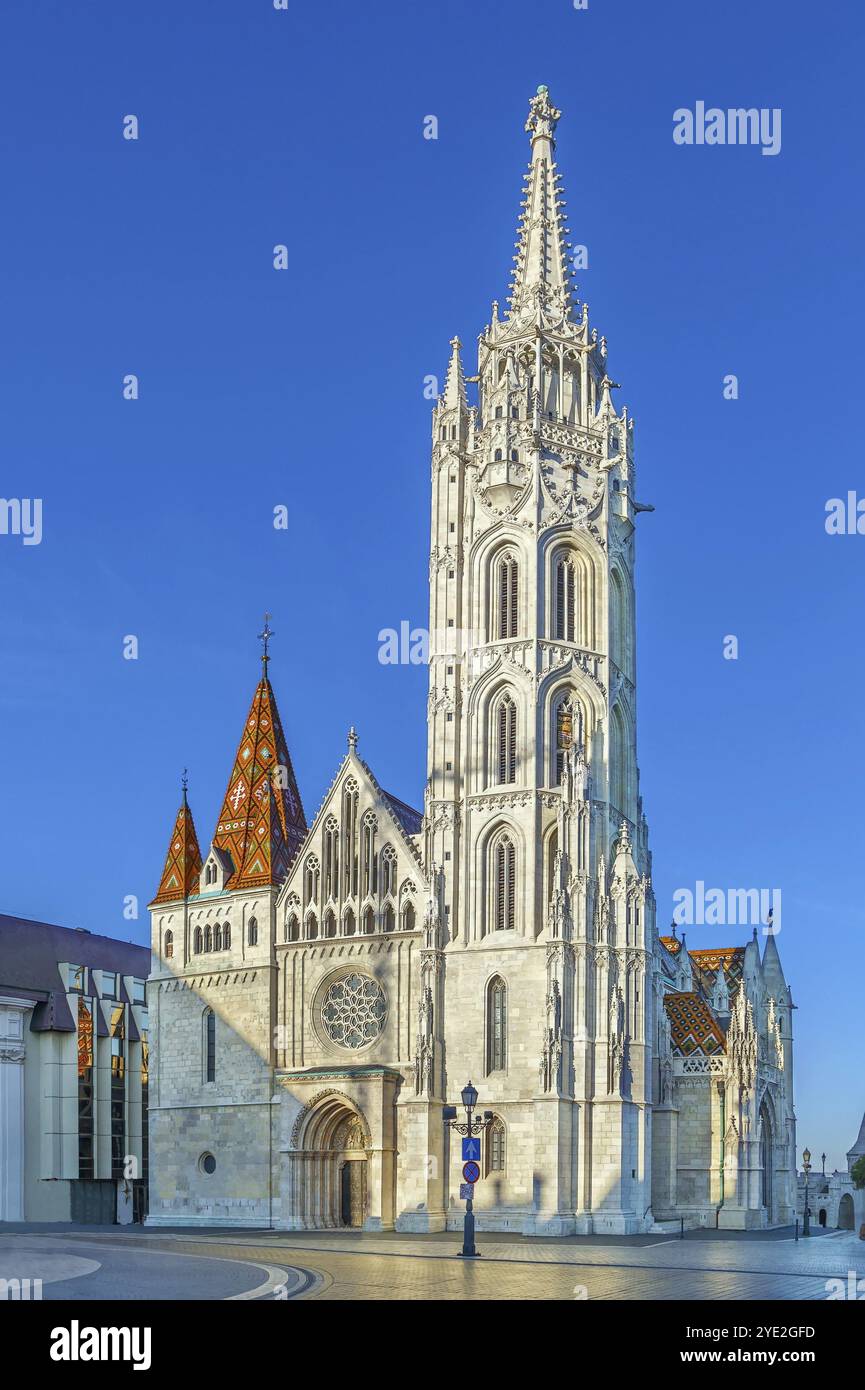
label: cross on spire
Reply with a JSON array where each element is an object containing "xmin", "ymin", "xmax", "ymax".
[
  {"xmin": 258, "ymin": 613, "xmax": 274, "ymax": 674},
  {"xmin": 181, "ymin": 767, "xmax": 189, "ymax": 805}
]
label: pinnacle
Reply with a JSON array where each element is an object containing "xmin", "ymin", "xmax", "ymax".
[
  {"xmin": 153, "ymin": 794, "xmax": 203, "ymax": 904},
  {"xmin": 211, "ymin": 672, "xmax": 307, "ymax": 890}
]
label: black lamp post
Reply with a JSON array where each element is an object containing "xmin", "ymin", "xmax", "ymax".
[
  {"xmin": 802, "ymin": 1147, "xmax": 812, "ymax": 1237},
  {"xmin": 443, "ymin": 1080, "xmax": 494, "ymax": 1258}
]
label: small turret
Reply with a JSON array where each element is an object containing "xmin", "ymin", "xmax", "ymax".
[{"xmin": 152, "ymin": 772, "xmax": 203, "ymax": 904}]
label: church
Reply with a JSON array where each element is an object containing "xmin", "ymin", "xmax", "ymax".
[{"xmin": 146, "ymin": 88, "xmax": 797, "ymax": 1235}]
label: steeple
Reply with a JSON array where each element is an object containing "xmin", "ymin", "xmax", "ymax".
[
  {"xmin": 442, "ymin": 336, "xmax": 467, "ymax": 411},
  {"xmin": 761, "ymin": 929, "xmax": 786, "ymax": 997},
  {"xmin": 847, "ymin": 1111, "xmax": 865, "ymax": 1168},
  {"xmin": 153, "ymin": 773, "xmax": 203, "ymax": 903},
  {"xmin": 507, "ymin": 86, "xmax": 576, "ymax": 320},
  {"xmin": 212, "ymin": 635, "xmax": 306, "ymax": 891}
]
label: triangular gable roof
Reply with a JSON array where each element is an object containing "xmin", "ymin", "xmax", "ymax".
[
  {"xmin": 279, "ymin": 747, "xmax": 427, "ymax": 909},
  {"xmin": 213, "ymin": 676, "xmax": 307, "ymax": 890},
  {"xmin": 153, "ymin": 798, "xmax": 203, "ymax": 904}
]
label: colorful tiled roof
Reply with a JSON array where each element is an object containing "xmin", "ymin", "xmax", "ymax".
[
  {"xmin": 663, "ymin": 992, "xmax": 726, "ymax": 1055},
  {"xmin": 212, "ymin": 676, "xmax": 307, "ymax": 890},
  {"xmin": 689, "ymin": 946, "xmax": 745, "ymax": 994},
  {"xmin": 153, "ymin": 796, "xmax": 202, "ymax": 904},
  {"xmin": 659, "ymin": 935, "xmax": 682, "ymax": 955}
]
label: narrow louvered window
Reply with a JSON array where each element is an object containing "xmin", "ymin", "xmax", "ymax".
[
  {"xmin": 555, "ymin": 557, "xmax": 576, "ymax": 642},
  {"xmin": 494, "ymin": 836, "xmax": 516, "ymax": 932},
  {"xmin": 497, "ymin": 554, "xmax": 518, "ymax": 639},
  {"xmin": 496, "ymin": 694, "xmax": 516, "ymax": 784}
]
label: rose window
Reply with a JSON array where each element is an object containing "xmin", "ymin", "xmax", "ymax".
[{"xmin": 321, "ymin": 973, "xmax": 387, "ymax": 1049}]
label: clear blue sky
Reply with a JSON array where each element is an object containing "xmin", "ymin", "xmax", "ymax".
[{"xmin": 0, "ymin": 0, "xmax": 861, "ymax": 1167}]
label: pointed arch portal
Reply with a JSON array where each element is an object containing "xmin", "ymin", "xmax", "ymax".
[{"xmin": 289, "ymin": 1092, "xmax": 371, "ymax": 1229}]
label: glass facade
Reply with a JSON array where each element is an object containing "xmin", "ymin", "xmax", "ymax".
[{"xmin": 77, "ymin": 996, "xmax": 94, "ymax": 1178}]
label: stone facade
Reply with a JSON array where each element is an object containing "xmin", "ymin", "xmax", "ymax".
[
  {"xmin": 146, "ymin": 88, "xmax": 797, "ymax": 1236},
  {"xmin": 795, "ymin": 1112, "xmax": 865, "ymax": 1232}
]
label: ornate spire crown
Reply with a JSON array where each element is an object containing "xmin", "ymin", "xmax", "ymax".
[{"xmin": 507, "ymin": 86, "xmax": 577, "ymax": 320}]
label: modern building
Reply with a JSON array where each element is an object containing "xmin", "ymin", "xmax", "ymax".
[
  {"xmin": 0, "ymin": 913, "xmax": 150, "ymax": 1224},
  {"xmin": 146, "ymin": 88, "xmax": 797, "ymax": 1234}
]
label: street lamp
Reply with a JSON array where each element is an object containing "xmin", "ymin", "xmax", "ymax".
[
  {"xmin": 802, "ymin": 1148, "xmax": 812, "ymax": 1237},
  {"xmin": 443, "ymin": 1080, "xmax": 494, "ymax": 1258}
]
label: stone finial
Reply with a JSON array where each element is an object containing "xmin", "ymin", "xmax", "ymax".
[
  {"xmin": 525, "ymin": 85, "xmax": 562, "ymax": 147},
  {"xmin": 347, "ymin": 726, "xmax": 358, "ymax": 752}
]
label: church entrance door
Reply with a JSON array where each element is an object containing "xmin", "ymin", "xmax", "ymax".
[
  {"xmin": 340, "ymin": 1158, "xmax": 367, "ymax": 1228},
  {"xmin": 292, "ymin": 1093, "xmax": 371, "ymax": 1229}
]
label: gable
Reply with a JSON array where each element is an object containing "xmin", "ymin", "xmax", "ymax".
[{"xmin": 277, "ymin": 753, "xmax": 426, "ymax": 938}]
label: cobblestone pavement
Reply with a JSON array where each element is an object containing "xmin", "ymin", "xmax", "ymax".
[{"xmin": 3, "ymin": 1225, "xmax": 862, "ymax": 1301}]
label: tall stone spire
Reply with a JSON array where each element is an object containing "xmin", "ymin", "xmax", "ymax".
[
  {"xmin": 442, "ymin": 336, "xmax": 467, "ymax": 411},
  {"xmin": 761, "ymin": 928, "xmax": 786, "ymax": 997},
  {"xmin": 212, "ymin": 641, "xmax": 306, "ymax": 890},
  {"xmin": 153, "ymin": 775, "xmax": 203, "ymax": 903},
  {"xmin": 507, "ymin": 86, "xmax": 576, "ymax": 319}
]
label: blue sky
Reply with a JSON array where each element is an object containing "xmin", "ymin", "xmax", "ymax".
[{"xmin": 0, "ymin": 0, "xmax": 862, "ymax": 1166}]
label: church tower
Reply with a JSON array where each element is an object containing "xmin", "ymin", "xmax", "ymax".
[{"xmin": 426, "ymin": 87, "xmax": 656, "ymax": 1234}]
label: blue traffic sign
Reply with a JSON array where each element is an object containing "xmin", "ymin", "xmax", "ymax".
[{"xmin": 462, "ymin": 1137, "xmax": 481, "ymax": 1161}]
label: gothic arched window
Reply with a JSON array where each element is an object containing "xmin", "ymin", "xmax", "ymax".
[
  {"xmin": 285, "ymin": 914, "xmax": 299, "ymax": 943},
  {"xmin": 164, "ymin": 929, "xmax": 173, "ymax": 960},
  {"xmin": 487, "ymin": 1116, "xmax": 506, "ymax": 1173},
  {"xmin": 305, "ymin": 912, "xmax": 318, "ymax": 941},
  {"xmin": 304, "ymin": 855, "xmax": 320, "ymax": 909},
  {"xmin": 193, "ymin": 926, "xmax": 202, "ymax": 954},
  {"xmin": 204, "ymin": 924, "xmax": 213, "ymax": 953},
  {"xmin": 487, "ymin": 977, "xmax": 507, "ymax": 1072},
  {"xmin": 496, "ymin": 692, "xmax": 517, "ymax": 784},
  {"xmin": 204, "ymin": 1009, "xmax": 216, "ymax": 1084},
  {"xmin": 214, "ymin": 923, "xmax": 223, "ymax": 951},
  {"xmin": 223, "ymin": 922, "xmax": 231, "ymax": 950},
  {"xmin": 546, "ymin": 828, "xmax": 559, "ymax": 905},
  {"xmin": 610, "ymin": 567, "xmax": 632, "ymax": 679},
  {"xmin": 342, "ymin": 779, "xmax": 359, "ymax": 898},
  {"xmin": 555, "ymin": 555, "xmax": 576, "ymax": 642},
  {"xmin": 610, "ymin": 705, "xmax": 629, "ymax": 814},
  {"xmin": 497, "ymin": 552, "xmax": 519, "ymax": 640},
  {"xmin": 362, "ymin": 815, "xmax": 377, "ymax": 897},
  {"xmin": 381, "ymin": 845, "xmax": 397, "ymax": 899},
  {"xmin": 324, "ymin": 817, "xmax": 339, "ymax": 902},
  {"xmin": 402, "ymin": 901, "xmax": 416, "ymax": 932},
  {"xmin": 554, "ymin": 695, "xmax": 582, "ymax": 785},
  {"xmin": 343, "ymin": 908, "xmax": 356, "ymax": 937},
  {"xmin": 247, "ymin": 916, "xmax": 258, "ymax": 947},
  {"xmin": 323, "ymin": 909, "xmax": 337, "ymax": 939},
  {"xmin": 492, "ymin": 834, "xmax": 516, "ymax": 933},
  {"xmin": 362, "ymin": 905, "xmax": 375, "ymax": 935},
  {"xmin": 382, "ymin": 904, "xmax": 395, "ymax": 933}
]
